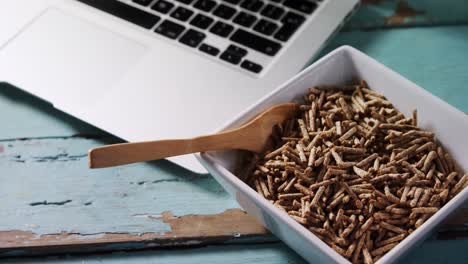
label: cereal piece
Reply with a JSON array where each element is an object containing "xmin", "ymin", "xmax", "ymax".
[
  {"xmin": 417, "ymin": 189, "xmax": 432, "ymax": 207},
  {"xmin": 297, "ymin": 119, "xmax": 310, "ymax": 140},
  {"xmin": 330, "ymin": 148, "xmax": 343, "ymax": 164},
  {"xmin": 362, "ymin": 247, "xmax": 374, "ymax": 264},
  {"xmin": 409, "ymin": 188, "xmax": 423, "ymax": 207},
  {"xmin": 283, "ymin": 177, "xmax": 298, "ymax": 192},
  {"xmin": 339, "ymin": 127, "xmax": 357, "ymax": 142},
  {"xmin": 341, "ymin": 215, "xmax": 357, "ymax": 238},
  {"xmin": 415, "ymin": 214, "xmax": 430, "ymax": 228},
  {"xmin": 342, "ymin": 182, "xmax": 363, "ymax": 209},
  {"xmin": 294, "ymin": 183, "xmax": 313, "ymax": 196},
  {"xmin": 443, "ymin": 172, "xmax": 458, "ymax": 188},
  {"xmin": 278, "ymin": 193, "xmax": 303, "ymax": 200},
  {"xmin": 384, "ymin": 186, "xmax": 401, "ymax": 205},
  {"xmin": 308, "ymin": 146, "xmax": 317, "ymax": 167},
  {"xmin": 352, "ymin": 233, "xmax": 367, "ymax": 263},
  {"xmin": 355, "ymin": 153, "xmax": 378, "ymax": 168},
  {"xmin": 345, "ymin": 241, "xmax": 357, "ymax": 258},
  {"xmin": 335, "ymin": 146, "xmax": 367, "ymax": 155},
  {"xmin": 379, "ymin": 221, "xmax": 407, "ymax": 234},
  {"xmin": 290, "ymin": 215, "xmax": 308, "ymax": 225},
  {"xmin": 422, "ymin": 151, "xmax": 437, "ymax": 172},
  {"xmin": 327, "ymin": 193, "xmax": 345, "ymax": 211},
  {"xmin": 451, "ymin": 173, "xmax": 468, "ymax": 195},
  {"xmin": 370, "ymin": 174, "xmax": 401, "ymax": 184},
  {"xmin": 311, "ymin": 186, "xmax": 325, "ymax": 208},
  {"xmin": 370, "ymin": 242, "xmax": 397, "ymax": 257},
  {"xmin": 354, "ymin": 217, "xmax": 374, "ymax": 239},
  {"xmin": 412, "ymin": 109, "xmax": 418, "ymax": 126},
  {"xmin": 412, "ymin": 207, "xmax": 438, "ymax": 214},
  {"xmin": 376, "ymin": 233, "xmax": 406, "ymax": 247},
  {"xmin": 336, "ymin": 121, "xmax": 342, "ymax": 136},
  {"xmin": 353, "ymin": 166, "xmax": 369, "ymax": 178}
]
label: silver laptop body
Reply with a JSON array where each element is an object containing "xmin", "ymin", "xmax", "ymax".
[{"xmin": 0, "ymin": 0, "xmax": 358, "ymax": 173}]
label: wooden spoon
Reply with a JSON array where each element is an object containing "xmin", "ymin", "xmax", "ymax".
[{"xmin": 88, "ymin": 103, "xmax": 300, "ymax": 168}]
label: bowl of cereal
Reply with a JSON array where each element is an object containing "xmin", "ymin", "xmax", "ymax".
[{"xmin": 197, "ymin": 46, "xmax": 467, "ymax": 264}]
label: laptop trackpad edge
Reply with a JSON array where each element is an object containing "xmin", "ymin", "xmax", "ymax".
[{"xmin": 0, "ymin": 8, "xmax": 147, "ymax": 107}]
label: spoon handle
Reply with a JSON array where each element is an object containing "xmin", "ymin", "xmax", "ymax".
[{"xmin": 88, "ymin": 130, "xmax": 246, "ymax": 168}]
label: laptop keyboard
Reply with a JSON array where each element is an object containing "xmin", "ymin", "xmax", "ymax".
[{"xmin": 76, "ymin": 0, "xmax": 320, "ymax": 74}]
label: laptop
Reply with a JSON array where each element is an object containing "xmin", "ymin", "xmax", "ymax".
[{"xmin": 0, "ymin": 0, "xmax": 359, "ymax": 173}]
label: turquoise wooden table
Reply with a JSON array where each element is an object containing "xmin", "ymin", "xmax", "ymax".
[{"xmin": 1, "ymin": 1, "xmax": 467, "ymax": 263}]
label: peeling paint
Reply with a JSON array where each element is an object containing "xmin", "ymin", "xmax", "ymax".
[
  {"xmin": 65, "ymin": 233, "xmax": 107, "ymax": 240},
  {"xmin": 385, "ymin": 0, "xmax": 424, "ymax": 25},
  {"xmin": 33, "ymin": 153, "xmax": 87, "ymax": 163},
  {"xmin": 155, "ymin": 209, "xmax": 269, "ymax": 239},
  {"xmin": 29, "ymin": 200, "xmax": 72, "ymax": 206},
  {"xmin": 0, "ymin": 138, "xmax": 233, "ymax": 237}
]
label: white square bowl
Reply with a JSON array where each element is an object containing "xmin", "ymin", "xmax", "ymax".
[{"xmin": 197, "ymin": 46, "xmax": 468, "ymax": 264}]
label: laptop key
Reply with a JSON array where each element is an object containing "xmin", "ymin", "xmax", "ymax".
[
  {"xmin": 281, "ymin": 12, "xmax": 305, "ymax": 26},
  {"xmin": 274, "ymin": 12, "xmax": 305, "ymax": 41},
  {"xmin": 260, "ymin": 4, "xmax": 284, "ymax": 20},
  {"xmin": 132, "ymin": 0, "xmax": 153, "ymax": 7},
  {"xmin": 241, "ymin": 60, "xmax": 262, "ymax": 73},
  {"xmin": 274, "ymin": 23, "xmax": 296, "ymax": 41},
  {"xmin": 190, "ymin": 14, "xmax": 214, "ymax": 29},
  {"xmin": 151, "ymin": 0, "xmax": 175, "ymax": 14},
  {"xmin": 171, "ymin": 6, "xmax": 194, "ymax": 22},
  {"xmin": 176, "ymin": 0, "xmax": 194, "ymax": 4},
  {"xmin": 155, "ymin": 20, "xmax": 186, "ymax": 39},
  {"xmin": 233, "ymin": 12, "xmax": 257, "ymax": 28},
  {"xmin": 283, "ymin": 0, "xmax": 317, "ymax": 14},
  {"xmin": 213, "ymin": 4, "xmax": 237, "ymax": 20},
  {"xmin": 223, "ymin": 0, "xmax": 242, "ymax": 5},
  {"xmin": 77, "ymin": 0, "xmax": 160, "ymax": 29},
  {"xmin": 220, "ymin": 51, "xmax": 242, "ymax": 65},
  {"xmin": 209, "ymin": 21, "xmax": 234, "ymax": 37},
  {"xmin": 194, "ymin": 0, "xmax": 217, "ymax": 12},
  {"xmin": 226, "ymin": 44, "xmax": 247, "ymax": 57},
  {"xmin": 199, "ymin": 43, "xmax": 220, "ymax": 56},
  {"xmin": 230, "ymin": 29, "xmax": 281, "ymax": 56},
  {"xmin": 179, "ymin": 29, "xmax": 206, "ymax": 47},
  {"xmin": 253, "ymin": 19, "xmax": 278, "ymax": 36},
  {"xmin": 240, "ymin": 0, "xmax": 264, "ymax": 12}
]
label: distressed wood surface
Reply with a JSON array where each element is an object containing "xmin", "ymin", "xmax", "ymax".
[
  {"xmin": 1, "ymin": 1, "xmax": 468, "ymax": 263},
  {"xmin": 4, "ymin": 239, "xmax": 468, "ymax": 264},
  {"xmin": 346, "ymin": 0, "xmax": 468, "ymax": 30}
]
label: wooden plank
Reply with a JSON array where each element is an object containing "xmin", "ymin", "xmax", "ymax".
[
  {"xmin": 346, "ymin": 0, "xmax": 468, "ymax": 30},
  {"xmin": 0, "ymin": 209, "xmax": 270, "ymax": 257},
  {"xmin": 2, "ymin": 238, "xmax": 468, "ymax": 264}
]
